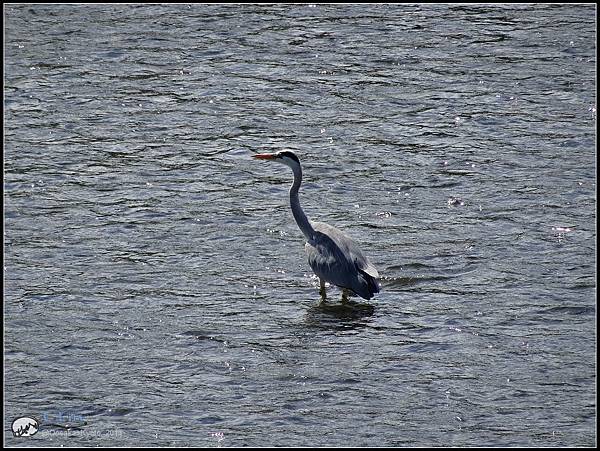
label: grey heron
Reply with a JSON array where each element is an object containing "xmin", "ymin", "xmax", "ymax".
[{"xmin": 253, "ymin": 151, "xmax": 380, "ymax": 302}]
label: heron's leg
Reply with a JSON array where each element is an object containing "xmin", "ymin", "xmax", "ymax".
[
  {"xmin": 341, "ymin": 288, "xmax": 350, "ymax": 303},
  {"xmin": 319, "ymin": 278, "xmax": 327, "ymax": 302}
]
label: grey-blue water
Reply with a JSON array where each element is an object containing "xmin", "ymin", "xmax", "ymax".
[{"xmin": 4, "ymin": 4, "xmax": 596, "ymax": 447}]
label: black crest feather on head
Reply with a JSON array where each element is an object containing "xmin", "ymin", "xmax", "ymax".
[{"xmin": 278, "ymin": 150, "xmax": 300, "ymax": 164}]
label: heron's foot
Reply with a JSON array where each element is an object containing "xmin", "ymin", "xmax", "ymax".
[
  {"xmin": 319, "ymin": 278, "xmax": 327, "ymax": 302},
  {"xmin": 341, "ymin": 288, "xmax": 351, "ymax": 303},
  {"xmin": 319, "ymin": 288, "xmax": 327, "ymax": 303}
]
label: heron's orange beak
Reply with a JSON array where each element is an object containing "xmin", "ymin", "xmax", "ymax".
[{"xmin": 253, "ymin": 153, "xmax": 277, "ymax": 160}]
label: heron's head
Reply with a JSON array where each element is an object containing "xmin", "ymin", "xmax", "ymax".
[{"xmin": 253, "ymin": 150, "xmax": 301, "ymax": 171}]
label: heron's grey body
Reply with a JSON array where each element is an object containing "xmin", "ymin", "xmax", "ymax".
[
  {"xmin": 254, "ymin": 150, "xmax": 380, "ymax": 301},
  {"xmin": 307, "ymin": 221, "xmax": 380, "ymax": 300}
]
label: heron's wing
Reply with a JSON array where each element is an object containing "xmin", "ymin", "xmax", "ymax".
[
  {"xmin": 357, "ymin": 257, "xmax": 379, "ymax": 279},
  {"xmin": 310, "ymin": 221, "xmax": 379, "ymax": 279}
]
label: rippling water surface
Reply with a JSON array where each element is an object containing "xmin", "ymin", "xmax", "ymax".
[{"xmin": 4, "ymin": 4, "xmax": 596, "ymax": 447}]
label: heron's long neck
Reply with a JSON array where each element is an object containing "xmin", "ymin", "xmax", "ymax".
[{"xmin": 289, "ymin": 164, "xmax": 315, "ymax": 241}]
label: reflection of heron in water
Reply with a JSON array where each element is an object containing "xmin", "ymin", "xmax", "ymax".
[
  {"xmin": 306, "ymin": 301, "xmax": 376, "ymax": 329},
  {"xmin": 254, "ymin": 151, "xmax": 380, "ymax": 303},
  {"xmin": 309, "ymin": 301, "xmax": 375, "ymax": 327}
]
